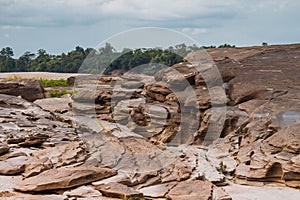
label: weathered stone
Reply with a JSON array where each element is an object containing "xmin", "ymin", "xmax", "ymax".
[
  {"xmin": 23, "ymin": 157, "xmax": 53, "ymax": 178},
  {"xmin": 95, "ymin": 182, "xmax": 143, "ymax": 199},
  {"xmin": 63, "ymin": 186, "xmax": 102, "ymax": 198},
  {"xmin": 0, "ymin": 156, "xmax": 35, "ymax": 175},
  {"xmin": 0, "ymin": 79, "xmax": 44, "ymax": 102},
  {"xmin": 120, "ymin": 80, "xmax": 144, "ymax": 89},
  {"xmin": 213, "ymin": 185, "xmax": 232, "ymax": 200},
  {"xmin": 138, "ymin": 182, "xmax": 177, "ymax": 198},
  {"xmin": 19, "ymin": 133, "xmax": 49, "ymax": 147},
  {"xmin": 166, "ymin": 180, "xmax": 213, "ymax": 200},
  {"xmin": 34, "ymin": 97, "xmax": 72, "ymax": 113},
  {"xmin": 0, "ymin": 143, "xmax": 9, "ymax": 155},
  {"xmin": 32, "ymin": 141, "xmax": 88, "ymax": 167},
  {"xmin": 14, "ymin": 166, "xmax": 117, "ymax": 192}
]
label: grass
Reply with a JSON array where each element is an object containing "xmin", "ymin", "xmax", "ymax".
[
  {"xmin": 48, "ymin": 90, "xmax": 73, "ymax": 98},
  {"xmin": 2, "ymin": 74, "xmax": 22, "ymax": 81},
  {"xmin": 2, "ymin": 76, "xmax": 71, "ymax": 88},
  {"xmin": 39, "ymin": 78, "xmax": 70, "ymax": 88}
]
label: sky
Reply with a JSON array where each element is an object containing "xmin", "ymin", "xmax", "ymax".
[{"xmin": 0, "ymin": 0, "xmax": 300, "ymax": 57}]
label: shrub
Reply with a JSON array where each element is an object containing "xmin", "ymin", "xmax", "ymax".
[{"xmin": 39, "ymin": 78, "xmax": 70, "ymax": 88}]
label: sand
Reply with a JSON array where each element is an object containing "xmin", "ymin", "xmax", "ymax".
[{"xmin": 0, "ymin": 72, "xmax": 89, "ymax": 80}]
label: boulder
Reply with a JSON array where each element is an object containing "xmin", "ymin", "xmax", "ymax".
[{"xmin": 0, "ymin": 79, "xmax": 44, "ymax": 102}]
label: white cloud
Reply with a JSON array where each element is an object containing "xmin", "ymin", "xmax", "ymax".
[
  {"xmin": 0, "ymin": 0, "xmax": 241, "ymax": 27},
  {"xmin": 181, "ymin": 27, "xmax": 208, "ymax": 35},
  {"xmin": 1, "ymin": 0, "xmax": 300, "ymax": 56},
  {"xmin": 0, "ymin": 25, "xmax": 35, "ymax": 30}
]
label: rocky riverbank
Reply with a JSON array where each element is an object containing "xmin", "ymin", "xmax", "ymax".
[{"xmin": 0, "ymin": 43, "xmax": 300, "ymax": 199}]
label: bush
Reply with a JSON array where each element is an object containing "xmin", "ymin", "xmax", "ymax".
[{"xmin": 39, "ymin": 78, "xmax": 70, "ymax": 88}]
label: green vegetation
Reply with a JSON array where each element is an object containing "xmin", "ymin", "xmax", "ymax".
[
  {"xmin": 3, "ymin": 74, "xmax": 22, "ymax": 81},
  {"xmin": 218, "ymin": 43, "xmax": 236, "ymax": 48},
  {"xmin": 39, "ymin": 78, "xmax": 70, "ymax": 88},
  {"xmin": 48, "ymin": 90, "xmax": 73, "ymax": 98},
  {"xmin": 0, "ymin": 43, "xmax": 236, "ymax": 74}
]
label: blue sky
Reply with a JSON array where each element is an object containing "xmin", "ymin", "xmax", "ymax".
[{"xmin": 0, "ymin": 0, "xmax": 299, "ymax": 57}]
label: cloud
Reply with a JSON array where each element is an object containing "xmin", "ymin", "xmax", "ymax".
[
  {"xmin": 0, "ymin": 25, "xmax": 35, "ymax": 30},
  {"xmin": 181, "ymin": 27, "xmax": 208, "ymax": 35},
  {"xmin": 0, "ymin": 0, "xmax": 241, "ymax": 27}
]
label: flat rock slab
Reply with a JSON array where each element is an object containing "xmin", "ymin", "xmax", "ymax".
[
  {"xmin": 0, "ymin": 156, "xmax": 35, "ymax": 175},
  {"xmin": 139, "ymin": 182, "xmax": 177, "ymax": 198},
  {"xmin": 166, "ymin": 180, "xmax": 213, "ymax": 200},
  {"xmin": 63, "ymin": 186, "xmax": 102, "ymax": 198},
  {"xmin": 95, "ymin": 182, "xmax": 143, "ymax": 199},
  {"xmin": 14, "ymin": 166, "xmax": 117, "ymax": 192}
]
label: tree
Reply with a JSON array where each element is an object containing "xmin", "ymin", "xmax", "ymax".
[
  {"xmin": 0, "ymin": 47, "xmax": 16, "ymax": 72},
  {"xmin": 218, "ymin": 43, "xmax": 236, "ymax": 48},
  {"xmin": 0, "ymin": 47, "xmax": 14, "ymax": 58},
  {"xmin": 16, "ymin": 51, "xmax": 35, "ymax": 71}
]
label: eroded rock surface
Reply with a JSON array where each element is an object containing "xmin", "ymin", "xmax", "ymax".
[
  {"xmin": 1, "ymin": 43, "xmax": 300, "ymax": 199},
  {"xmin": 0, "ymin": 79, "xmax": 44, "ymax": 102}
]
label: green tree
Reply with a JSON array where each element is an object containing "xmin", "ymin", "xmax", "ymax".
[{"xmin": 0, "ymin": 47, "xmax": 16, "ymax": 72}]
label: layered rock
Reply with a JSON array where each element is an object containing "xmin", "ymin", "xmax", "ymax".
[{"xmin": 0, "ymin": 79, "xmax": 44, "ymax": 101}]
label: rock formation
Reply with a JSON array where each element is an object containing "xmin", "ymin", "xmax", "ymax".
[
  {"xmin": 0, "ymin": 43, "xmax": 300, "ymax": 199},
  {"xmin": 0, "ymin": 79, "xmax": 44, "ymax": 101}
]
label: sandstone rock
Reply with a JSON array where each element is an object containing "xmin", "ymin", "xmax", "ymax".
[
  {"xmin": 32, "ymin": 141, "xmax": 88, "ymax": 168},
  {"xmin": 0, "ymin": 93, "xmax": 33, "ymax": 108},
  {"xmin": 0, "ymin": 79, "xmax": 44, "ymax": 102},
  {"xmin": 0, "ymin": 143, "xmax": 9, "ymax": 155},
  {"xmin": 138, "ymin": 182, "xmax": 177, "ymax": 198},
  {"xmin": 18, "ymin": 133, "xmax": 49, "ymax": 147},
  {"xmin": 154, "ymin": 62, "xmax": 198, "ymax": 86},
  {"xmin": 14, "ymin": 166, "xmax": 117, "ymax": 192},
  {"xmin": 34, "ymin": 97, "xmax": 72, "ymax": 113},
  {"xmin": 212, "ymin": 185, "xmax": 232, "ymax": 200},
  {"xmin": 63, "ymin": 186, "xmax": 102, "ymax": 198},
  {"xmin": 166, "ymin": 180, "xmax": 213, "ymax": 200},
  {"xmin": 23, "ymin": 157, "xmax": 53, "ymax": 178},
  {"xmin": 0, "ymin": 151, "xmax": 27, "ymax": 161},
  {"xmin": 95, "ymin": 182, "xmax": 143, "ymax": 199},
  {"xmin": 0, "ymin": 156, "xmax": 35, "ymax": 175}
]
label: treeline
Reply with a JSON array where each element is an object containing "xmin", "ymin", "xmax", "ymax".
[{"xmin": 0, "ymin": 43, "xmax": 236, "ymax": 74}]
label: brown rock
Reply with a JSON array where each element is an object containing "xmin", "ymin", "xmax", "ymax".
[
  {"xmin": 32, "ymin": 141, "xmax": 88, "ymax": 167},
  {"xmin": 166, "ymin": 180, "xmax": 213, "ymax": 200},
  {"xmin": 14, "ymin": 166, "xmax": 117, "ymax": 192},
  {"xmin": 23, "ymin": 157, "xmax": 53, "ymax": 178},
  {"xmin": 0, "ymin": 143, "xmax": 9, "ymax": 155},
  {"xmin": 0, "ymin": 79, "xmax": 44, "ymax": 102},
  {"xmin": 19, "ymin": 133, "xmax": 49, "ymax": 147},
  {"xmin": 139, "ymin": 182, "xmax": 177, "ymax": 198},
  {"xmin": 95, "ymin": 182, "xmax": 143, "ymax": 199},
  {"xmin": 0, "ymin": 156, "xmax": 35, "ymax": 175},
  {"xmin": 63, "ymin": 185, "xmax": 102, "ymax": 198},
  {"xmin": 212, "ymin": 185, "xmax": 232, "ymax": 200}
]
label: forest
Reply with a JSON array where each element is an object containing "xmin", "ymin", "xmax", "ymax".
[{"xmin": 0, "ymin": 43, "xmax": 235, "ymax": 74}]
